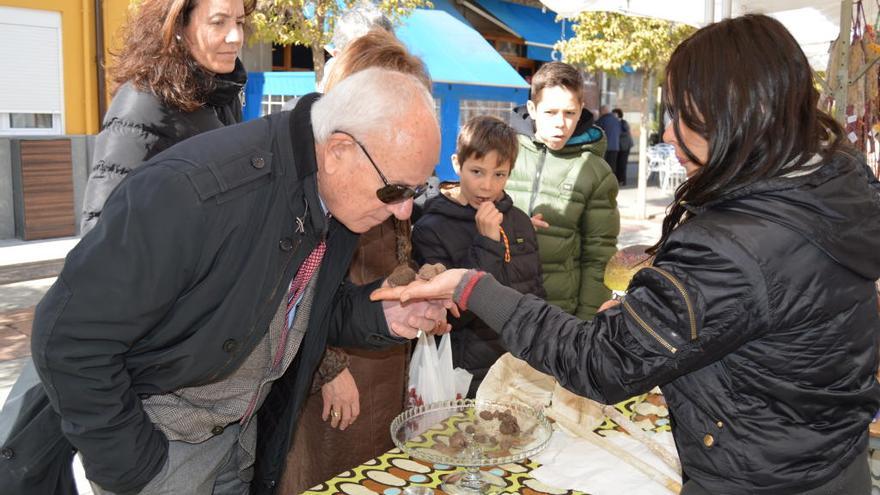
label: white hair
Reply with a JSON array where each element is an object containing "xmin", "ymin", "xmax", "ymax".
[{"xmin": 311, "ymin": 67, "xmax": 437, "ymax": 144}]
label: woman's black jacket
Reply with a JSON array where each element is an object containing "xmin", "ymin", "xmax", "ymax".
[
  {"xmin": 469, "ymin": 150, "xmax": 880, "ymax": 493},
  {"xmin": 413, "ymin": 190, "xmax": 544, "ymax": 396},
  {"xmin": 80, "ymin": 60, "xmax": 247, "ymax": 234}
]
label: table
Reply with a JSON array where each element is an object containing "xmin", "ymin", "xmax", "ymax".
[{"xmin": 302, "ymin": 394, "xmax": 671, "ymax": 495}]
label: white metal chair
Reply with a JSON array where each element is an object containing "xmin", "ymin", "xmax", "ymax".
[{"xmin": 647, "ymin": 144, "xmax": 686, "ymax": 193}]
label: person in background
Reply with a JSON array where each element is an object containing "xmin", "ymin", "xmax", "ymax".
[
  {"xmin": 277, "ymin": 29, "xmax": 433, "ymax": 495},
  {"xmin": 507, "ymin": 62, "xmax": 619, "ymax": 321},
  {"xmin": 613, "ymin": 108, "xmax": 634, "ymax": 186},
  {"xmin": 81, "ymin": 0, "xmax": 250, "ymax": 235},
  {"xmin": 374, "ymin": 14, "xmax": 880, "ymax": 495},
  {"xmin": 596, "ymin": 105, "xmax": 622, "ymax": 184},
  {"xmin": 412, "ymin": 116, "xmax": 544, "ymax": 397}
]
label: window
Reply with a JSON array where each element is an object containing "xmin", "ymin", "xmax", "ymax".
[
  {"xmin": 0, "ymin": 112, "xmax": 62, "ymax": 135},
  {"xmin": 271, "ymin": 44, "xmax": 319, "ymax": 71},
  {"xmin": 0, "ymin": 7, "xmax": 64, "ymax": 136},
  {"xmin": 459, "ymin": 100, "xmax": 516, "ymax": 126},
  {"xmin": 260, "ymin": 94, "xmax": 294, "ymax": 116}
]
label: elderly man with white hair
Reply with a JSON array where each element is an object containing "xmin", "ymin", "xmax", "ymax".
[{"xmin": 15, "ymin": 68, "xmax": 445, "ymax": 495}]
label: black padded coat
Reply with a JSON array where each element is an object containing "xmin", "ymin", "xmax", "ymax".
[
  {"xmin": 80, "ymin": 60, "xmax": 246, "ymax": 234},
  {"xmin": 464, "ymin": 150, "xmax": 880, "ymax": 494}
]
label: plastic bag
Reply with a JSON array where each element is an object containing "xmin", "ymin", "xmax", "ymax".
[
  {"xmin": 406, "ymin": 333, "xmax": 472, "ymax": 407},
  {"xmin": 436, "ymin": 333, "xmax": 473, "ymax": 400}
]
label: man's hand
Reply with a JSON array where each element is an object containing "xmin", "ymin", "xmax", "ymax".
[
  {"xmin": 321, "ymin": 368, "xmax": 359, "ymax": 431},
  {"xmin": 475, "ymin": 202, "xmax": 503, "ymax": 241},
  {"xmin": 381, "ymin": 298, "xmax": 453, "ymax": 338},
  {"xmin": 370, "ymin": 268, "xmax": 467, "ymax": 314},
  {"xmin": 377, "ymin": 271, "xmax": 466, "ymax": 338},
  {"xmin": 531, "ymin": 213, "xmax": 550, "ymax": 230}
]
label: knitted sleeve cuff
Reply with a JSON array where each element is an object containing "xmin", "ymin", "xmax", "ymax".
[{"xmin": 453, "ymin": 270, "xmax": 523, "ymax": 332}]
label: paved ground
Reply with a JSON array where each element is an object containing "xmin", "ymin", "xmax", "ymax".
[{"xmin": 0, "ymin": 178, "xmax": 670, "ymax": 494}]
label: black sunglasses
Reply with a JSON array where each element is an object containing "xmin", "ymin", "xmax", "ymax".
[{"xmin": 334, "ymin": 130, "xmax": 428, "ymax": 204}]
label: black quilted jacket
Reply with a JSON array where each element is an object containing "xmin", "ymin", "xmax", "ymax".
[
  {"xmin": 80, "ymin": 60, "xmax": 246, "ymax": 234},
  {"xmin": 465, "ymin": 150, "xmax": 880, "ymax": 493}
]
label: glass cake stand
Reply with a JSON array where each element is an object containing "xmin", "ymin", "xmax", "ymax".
[{"xmin": 390, "ymin": 399, "xmax": 552, "ymax": 494}]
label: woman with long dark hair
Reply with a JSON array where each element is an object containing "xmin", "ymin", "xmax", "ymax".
[
  {"xmin": 374, "ymin": 14, "xmax": 880, "ymax": 494},
  {"xmin": 80, "ymin": 0, "xmax": 251, "ymax": 234}
]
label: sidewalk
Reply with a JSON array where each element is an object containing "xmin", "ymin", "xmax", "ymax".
[
  {"xmin": 0, "ymin": 237, "xmax": 76, "ymax": 368},
  {"xmin": 616, "ymin": 180, "xmax": 671, "ymax": 248}
]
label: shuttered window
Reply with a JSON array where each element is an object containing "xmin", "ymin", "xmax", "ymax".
[{"xmin": 0, "ymin": 7, "xmax": 63, "ymax": 135}]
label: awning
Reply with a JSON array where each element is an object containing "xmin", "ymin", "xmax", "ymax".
[
  {"xmin": 430, "ymin": 0, "xmax": 471, "ymax": 25},
  {"xmin": 395, "ymin": 9, "xmax": 528, "ymax": 88},
  {"xmin": 471, "ymin": 0, "xmax": 575, "ymax": 61}
]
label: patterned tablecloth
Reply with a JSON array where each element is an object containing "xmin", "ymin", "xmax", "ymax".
[{"xmin": 301, "ymin": 393, "xmax": 671, "ymax": 495}]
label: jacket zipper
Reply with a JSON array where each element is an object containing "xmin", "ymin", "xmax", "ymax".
[
  {"xmin": 620, "ymin": 265, "xmax": 699, "ymax": 354},
  {"xmin": 622, "ymin": 299, "xmax": 678, "ymax": 353},
  {"xmin": 528, "ymin": 146, "xmax": 547, "ymax": 214},
  {"xmin": 644, "ymin": 266, "xmax": 697, "ymax": 341}
]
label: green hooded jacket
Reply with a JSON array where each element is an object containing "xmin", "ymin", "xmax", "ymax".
[{"xmin": 507, "ymin": 107, "xmax": 620, "ymax": 320}]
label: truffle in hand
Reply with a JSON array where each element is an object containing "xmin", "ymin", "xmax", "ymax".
[
  {"xmin": 386, "ymin": 265, "xmax": 417, "ymax": 287},
  {"xmin": 417, "ymin": 263, "xmax": 446, "ymax": 281}
]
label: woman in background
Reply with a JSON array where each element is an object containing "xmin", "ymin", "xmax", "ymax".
[{"xmin": 81, "ymin": 0, "xmax": 250, "ymax": 234}]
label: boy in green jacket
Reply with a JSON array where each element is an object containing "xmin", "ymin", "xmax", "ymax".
[{"xmin": 507, "ymin": 62, "xmax": 620, "ymax": 320}]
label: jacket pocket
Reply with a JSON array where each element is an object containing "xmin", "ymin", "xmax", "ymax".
[
  {"xmin": 664, "ymin": 386, "xmax": 728, "ymax": 453},
  {"xmin": 623, "ymin": 266, "xmax": 700, "ymax": 354}
]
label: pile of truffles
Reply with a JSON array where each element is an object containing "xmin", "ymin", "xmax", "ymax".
[
  {"xmin": 440, "ymin": 408, "xmax": 524, "ymax": 458},
  {"xmin": 479, "ymin": 409, "xmax": 521, "ymax": 435}
]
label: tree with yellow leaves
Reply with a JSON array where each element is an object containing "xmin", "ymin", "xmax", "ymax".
[
  {"xmin": 559, "ymin": 12, "xmax": 694, "ymax": 216},
  {"xmin": 251, "ymin": 0, "xmax": 429, "ymax": 83}
]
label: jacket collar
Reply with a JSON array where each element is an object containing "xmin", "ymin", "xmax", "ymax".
[
  {"xmin": 205, "ymin": 58, "xmax": 247, "ymax": 108},
  {"xmin": 683, "ymin": 153, "xmax": 841, "ymax": 216},
  {"xmin": 287, "ymin": 92, "xmax": 328, "ymax": 235},
  {"xmin": 683, "ymin": 149, "xmax": 880, "ymax": 280},
  {"xmin": 426, "ymin": 185, "xmax": 514, "ymax": 220}
]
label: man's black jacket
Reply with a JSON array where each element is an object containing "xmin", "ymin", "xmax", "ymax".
[{"xmin": 9, "ymin": 95, "xmax": 402, "ymax": 494}]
